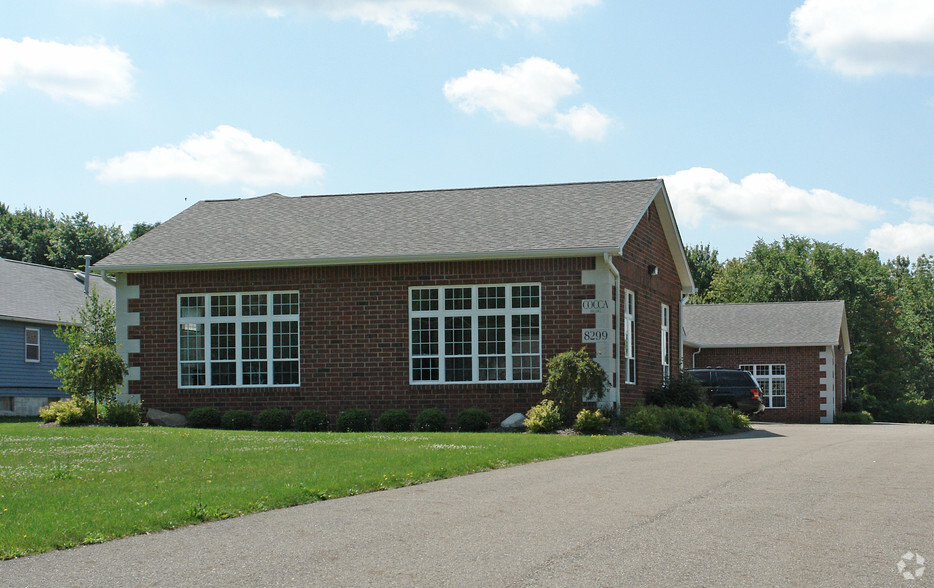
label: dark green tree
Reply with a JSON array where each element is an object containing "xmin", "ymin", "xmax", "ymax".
[
  {"xmin": 47, "ymin": 212, "xmax": 127, "ymax": 269},
  {"xmin": 543, "ymin": 349, "xmax": 609, "ymax": 424},
  {"xmin": 685, "ymin": 243, "xmax": 721, "ymax": 302},
  {"xmin": 129, "ymin": 221, "xmax": 161, "ymax": 240},
  {"xmin": 0, "ymin": 206, "xmax": 57, "ymax": 264},
  {"xmin": 704, "ymin": 236, "xmax": 906, "ymax": 418}
]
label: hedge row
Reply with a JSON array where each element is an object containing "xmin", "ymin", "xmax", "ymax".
[{"xmin": 184, "ymin": 407, "xmax": 492, "ymax": 432}]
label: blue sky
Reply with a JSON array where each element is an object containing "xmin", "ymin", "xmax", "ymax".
[{"xmin": 2, "ymin": 0, "xmax": 933, "ymax": 261}]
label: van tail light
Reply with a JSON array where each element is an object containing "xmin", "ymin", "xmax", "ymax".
[{"xmin": 751, "ymin": 389, "xmax": 760, "ymax": 400}]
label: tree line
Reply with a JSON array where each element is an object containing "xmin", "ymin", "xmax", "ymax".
[
  {"xmin": 686, "ymin": 236, "xmax": 934, "ymax": 422},
  {"xmin": 0, "ymin": 202, "xmax": 158, "ymax": 270}
]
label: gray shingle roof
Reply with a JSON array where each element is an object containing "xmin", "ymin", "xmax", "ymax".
[
  {"xmin": 682, "ymin": 301, "xmax": 849, "ymax": 353},
  {"xmin": 0, "ymin": 258, "xmax": 116, "ymax": 325},
  {"xmin": 96, "ymin": 180, "xmax": 668, "ymax": 270}
]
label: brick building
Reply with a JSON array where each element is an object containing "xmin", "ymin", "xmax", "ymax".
[
  {"xmin": 682, "ymin": 301, "xmax": 850, "ymax": 423},
  {"xmin": 96, "ymin": 180, "xmax": 695, "ymax": 424}
]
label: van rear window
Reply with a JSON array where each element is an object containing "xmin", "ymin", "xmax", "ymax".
[{"xmin": 718, "ymin": 372, "xmax": 755, "ymax": 387}]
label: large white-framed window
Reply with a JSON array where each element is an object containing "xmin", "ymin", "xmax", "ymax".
[
  {"xmin": 661, "ymin": 304, "xmax": 670, "ymax": 380},
  {"xmin": 25, "ymin": 328, "xmax": 40, "ymax": 363},
  {"xmin": 178, "ymin": 291, "xmax": 300, "ymax": 388},
  {"xmin": 740, "ymin": 364, "xmax": 786, "ymax": 408},
  {"xmin": 409, "ymin": 283, "xmax": 541, "ymax": 384},
  {"xmin": 624, "ymin": 290, "xmax": 636, "ymax": 384}
]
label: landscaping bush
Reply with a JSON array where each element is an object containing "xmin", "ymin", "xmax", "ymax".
[
  {"xmin": 221, "ymin": 409, "xmax": 253, "ymax": 430},
  {"xmin": 415, "ymin": 408, "xmax": 447, "ymax": 432},
  {"xmin": 188, "ymin": 407, "xmax": 222, "ymax": 429},
  {"xmin": 39, "ymin": 398, "xmax": 96, "ymax": 426},
  {"xmin": 835, "ymin": 410, "xmax": 874, "ymax": 424},
  {"xmin": 543, "ymin": 349, "xmax": 609, "ymax": 424},
  {"xmin": 294, "ymin": 409, "xmax": 329, "ymax": 432},
  {"xmin": 730, "ymin": 410, "xmax": 751, "ymax": 429},
  {"xmin": 662, "ymin": 406, "xmax": 708, "ymax": 435},
  {"xmin": 256, "ymin": 408, "xmax": 292, "ymax": 431},
  {"xmin": 378, "ymin": 409, "xmax": 412, "ymax": 432},
  {"xmin": 525, "ymin": 400, "xmax": 562, "ymax": 433},
  {"xmin": 336, "ymin": 408, "xmax": 373, "ymax": 432},
  {"xmin": 457, "ymin": 408, "xmax": 491, "ymax": 432},
  {"xmin": 573, "ymin": 408, "xmax": 609, "ymax": 435},
  {"xmin": 644, "ymin": 370, "xmax": 705, "ymax": 408},
  {"xmin": 625, "ymin": 404, "xmax": 665, "ymax": 435},
  {"xmin": 101, "ymin": 402, "xmax": 141, "ymax": 427},
  {"xmin": 705, "ymin": 405, "xmax": 735, "ymax": 434}
]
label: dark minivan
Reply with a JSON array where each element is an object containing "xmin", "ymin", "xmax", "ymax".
[{"xmin": 685, "ymin": 368, "xmax": 765, "ymax": 415}]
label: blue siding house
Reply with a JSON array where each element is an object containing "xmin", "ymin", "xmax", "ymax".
[{"xmin": 0, "ymin": 259, "xmax": 115, "ymax": 416}]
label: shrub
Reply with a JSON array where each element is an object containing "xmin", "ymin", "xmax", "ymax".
[
  {"xmin": 101, "ymin": 402, "xmax": 141, "ymax": 427},
  {"xmin": 336, "ymin": 408, "xmax": 373, "ymax": 432},
  {"xmin": 543, "ymin": 349, "xmax": 609, "ymax": 424},
  {"xmin": 39, "ymin": 398, "xmax": 96, "ymax": 426},
  {"xmin": 256, "ymin": 408, "xmax": 292, "ymax": 431},
  {"xmin": 574, "ymin": 409, "xmax": 609, "ymax": 434},
  {"xmin": 378, "ymin": 409, "xmax": 412, "ymax": 432},
  {"xmin": 644, "ymin": 371, "xmax": 705, "ymax": 408},
  {"xmin": 221, "ymin": 410, "xmax": 253, "ymax": 430},
  {"xmin": 705, "ymin": 405, "xmax": 735, "ymax": 434},
  {"xmin": 294, "ymin": 409, "xmax": 329, "ymax": 432},
  {"xmin": 731, "ymin": 410, "xmax": 751, "ymax": 429},
  {"xmin": 188, "ymin": 407, "xmax": 222, "ymax": 429},
  {"xmin": 835, "ymin": 410, "xmax": 874, "ymax": 424},
  {"xmin": 525, "ymin": 400, "xmax": 562, "ymax": 433},
  {"xmin": 625, "ymin": 404, "xmax": 664, "ymax": 435},
  {"xmin": 415, "ymin": 408, "xmax": 447, "ymax": 432},
  {"xmin": 457, "ymin": 408, "xmax": 491, "ymax": 432},
  {"xmin": 662, "ymin": 406, "xmax": 708, "ymax": 435}
]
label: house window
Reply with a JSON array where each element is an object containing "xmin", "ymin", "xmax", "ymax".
[
  {"xmin": 0, "ymin": 397, "xmax": 12, "ymax": 411},
  {"xmin": 178, "ymin": 291, "xmax": 299, "ymax": 388},
  {"xmin": 25, "ymin": 328, "xmax": 40, "ymax": 363},
  {"xmin": 661, "ymin": 304, "xmax": 670, "ymax": 380},
  {"xmin": 740, "ymin": 364, "xmax": 786, "ymax": 408},
  {"xmin": 624, "ymin": 290, "xmax": 636, "ymax": 384},
  {"xmin": 409, "ymin": 284, "xmax": 541, "ymax": 384}
]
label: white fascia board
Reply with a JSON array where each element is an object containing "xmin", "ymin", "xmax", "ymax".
[
  {"xmin": 684, "ymin": 341, "xmax": 838, "ymax": 349},
  {"xmin": 93, "ymin": 247, "xmax": 616, "ymax": 273},
  {"xmin": 616, "ymin": 181, "xmax": 695, "ymax": 293},
  {"xmin": 0, "ymin": 315, "xmax": 76, "ymax": 327}
]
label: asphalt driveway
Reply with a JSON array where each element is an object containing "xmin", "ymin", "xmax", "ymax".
[{"xmin": 3, "ymin": 423, "xmax": 932, "ymax": 587}]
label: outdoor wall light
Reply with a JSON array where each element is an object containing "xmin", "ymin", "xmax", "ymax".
[{"xmin": 648, "ymin": 264, "xmax": 658, "ymax": 276}]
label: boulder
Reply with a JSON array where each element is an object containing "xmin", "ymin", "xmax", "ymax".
[
  {"xmin": 501, "ymin": 412, "xmax": 526, "ymax": 429},
  {"xmin": 147, "ymin": 408, "xmax": 187, "ymax": 427}
]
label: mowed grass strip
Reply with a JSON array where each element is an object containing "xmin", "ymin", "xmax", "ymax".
[{"xmin": 0, "ymin": 423, "xmax": 667, "ymax": 559}]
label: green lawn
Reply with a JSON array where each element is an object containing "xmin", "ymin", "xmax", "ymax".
[{"xmin": 0, "ymin": 423, "xmax": 667, "ymax": 559}]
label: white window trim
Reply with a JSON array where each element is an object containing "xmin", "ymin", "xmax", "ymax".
[
  {"xmin": 177, "ymin": 291, "xmax": 300, "ymax": 388},
  {"xmin": 661, "ymin": 304, "xmax": 670, "ymax": 380},
  {"xmin": 409, "ymin": 283, "xmax": 542, "ymax": 385},
  {"xmin": 740, "ymin": 364, "xmax": 786, "ymax": 409},
  {"xmin": 25, "ymin": 327, "xmax": 40, "ymax": 363},
  {"xmin": 624, "ymin": 290, "xmax": 636, "ymax": 384}
]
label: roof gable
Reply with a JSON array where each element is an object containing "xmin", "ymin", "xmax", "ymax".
[
  {"xmin": 0, "ymin": 258, "xmax": 116, "ymax": 325},
  {"xmin": 682, "ymin": 300, "xmax": 850, "ymax": 354}
]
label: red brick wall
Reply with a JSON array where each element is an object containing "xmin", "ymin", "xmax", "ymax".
[
  {"xmin": 128, "ymin": 257, "xmax": 603, "ymax": 424},
  {"xmin": 689, "ymin": 346, "xmax": 823, "ymax": 423},
  {"xmin": 615, "ymin": 201, "xmax": 684, "ymax": 407}
]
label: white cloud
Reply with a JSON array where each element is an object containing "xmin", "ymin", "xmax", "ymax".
[
  {"xmin": 865, "ymin": 222, "xmax": 934, "ymax": 259},
  {"xmin": 790, "ymin": 0, "xmax": 934, "ymax": 76},
  {"xmin": 86, "ymin": 125, "xmax": 324, "ymax": 187},
  {"xmin": 111, "ymin": 0, "xmax": 599, "ymax": 36},
  {"xmin": 896, "ymin": 197, "xmax": 934, "ymax": 222},
  {"xmin": 443, "ymin": 57, "xmax": 611, "ymax": 140},
  {"xmin": 0, "ymin": 37, "xmax": 133, "ymax": 105},
  {"xmin": 663, "ymin": 167, "xmax": 881, "ymax": 234}
]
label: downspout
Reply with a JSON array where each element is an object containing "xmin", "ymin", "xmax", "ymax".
[
  {"xmin": 692, "ymin": 346, "xmax": 702, "ymax": 369},
  {"xmin": 678, "ymin": 293, "xmax": 690, "ymax": 370},
  {"xmin": 84, "ymin": 254, "xmax": 92, "ymax": 296},
  {"xmin": 604, "ymin": 253, "xmax": 621, "ymax": 410}
]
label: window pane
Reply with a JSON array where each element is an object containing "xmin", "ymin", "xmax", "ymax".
[
  {"xmin": 479, "ymin": 356, "xmax": 506, "ymax": 381},
  {"xmin": 211, "ymin": 323, "xmax": 236, "ymax": 361},
  {"xmin": 444, "ymin": 287, "xmax": 471, "ymax": 311},
  {"xmin": 243, "ymin": 361, "xmax": 267, "ymax": 385},
  {"xmin": 478, "ymin": 286, "xmax": 506, "ymax": 310},
  {"xmin": 411, "ymin": 288, "xmax": 438, "ymax": 312},
  {"xmin": 411, "ymin": 317, "xmax": 438, "ymax": 356},
  {"xmin": 513, "ymin": 355, "xmax": 541, "ymax": 381},
  {"xmin": 444, "ymin": 316, "xmax": 472, "ymax": 356},
  {"xmin": 180, "ymin": 296, "xmax": 205, "ymax": 318},
  {"xmin": 273, "ymin": 361, "xmax": 299, "ymax": 385},
  {"xmin": 25, "ymin": 329, "xmax": 39, "ymax": 345},
  {"xmin": 211, "ymin": 295, "xmax": 236, "ymax": 317},
  {"xmin": 242, "ymin": 294, "xmax": 267, "ymax": 316},
  {"xmin": 179, "ymin": 324, "xmax": 205, "ymax": 361},
  {"xmin": 181, "ymin": 363, "xmax": 205, "ymax": 387},
  {"xmin": 512, "ymin": 285, "xmax": 539, "ymax": 308},
  {"xmin": 445, "ymin": 357, "xmax": 472, "ymax": 382},
  {"xmin": 272, "ymin": 321, "xmax": 299, "ymax": 360},
  {"xmin": 211, "ymin": 362, "xmax": 236, "ymax": 386},
  {"xmin": 412, "ymin": 357, "xmax": 439, "ymax": 382},
  {"xmin": 478, "ymin": 315, "xmax": 505, "ymax": 355},
  {"xmin": 511, "ymin": 315, "xmax": 539, "ymax": 355},
  {"xmin": 272, "ymin": 292, "xmax": 299, "ymax": 316},
  {"xmin": 242, "ymin": 322, "xmax": 267, "ymax": 385}
]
